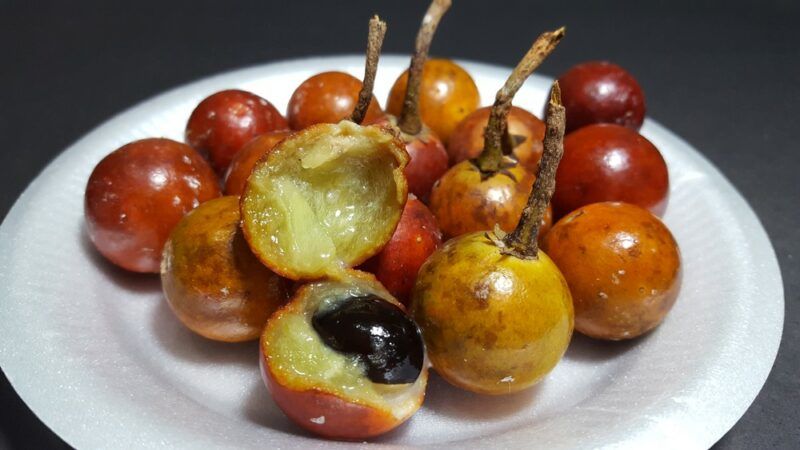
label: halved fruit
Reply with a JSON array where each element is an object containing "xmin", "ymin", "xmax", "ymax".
[
  {"xmin": 241, "ymin": 121, "xmax": 409, "ymax": 281},
  {"xmin": 161, "ymin": 196, "xmax": 289, "ymax": 342},
  {"xmin": 260, "ymin": 270, "xmax": 428, "ymax": 439}
]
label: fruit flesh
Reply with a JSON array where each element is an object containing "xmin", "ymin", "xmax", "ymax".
[
  {"xmin": 287, "ymin": 71, "xmax": 383, "ymax": 130},
  {"xmin": 261, "ymin": 273, "xmax": 428, "ymax": 422},
  {"xmin": 412, "ymin": 232, "xmax": 573, "ymax": 394},
  {"xmin": 241, "ymin": 121, "xmax": 408, "ymax": 280},
  {"xmin": 387, "ymin": 59, "xmax": 480, "ymax": 143},
  {"xmin": 185, "ymin": 89, "xmax": 288, "ymax": 174},
  {"xmin": 542, "ymin": 202, "xmax": 681, "ymax": 340},
  {"xmin": 84, "ymin": 138, "xmax": 220, "ymax": 273},
  {"xmin": 161, "ymin": 196, "xmax": 288, "ymax": 342},
  {"xmin": 553, "ymin": 123, "xmax": 669, "ymax": 217},
  {"xmin": 447, "ymin": 106, "xmax": 546, "ymax": 171}
]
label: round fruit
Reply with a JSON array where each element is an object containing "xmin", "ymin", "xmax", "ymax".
[
  {"xmin": 401, "ymin": 128, "xmax": 449, "ymax": 203},
  {"xmin": 361, "ymin": 196, "xmax": 443, "ymax": 305},
  {"xmin": 260, "ymin": 271, "xmax": 428, "ymax": 439},
  {"xmin": 85, "ymin": 138, "xmax": 220, "ymax": 273},
  {"xmin": 429, "ymin": 158, "xmax": 545, "ymax": 238},
  {"xmin": 558, "ymin": 61, "xmax": 645, "ymax": 133},
  {"xmin": 161, "ymin": 196, "xmax": 288, "ymax": 342},
  {"xmin": 241, "ymin": 121, "xmax": 408, "ymax": 281},
  {"xmin": 185, "ymin": 89, "xmax": 288, "ymax": 174},
  {"xmin": 386, "ymin": 59, "xmax": 480, "ymax": 143},
  {"xmin": 223, "ymin": 131, "xmax": 292, "ymax": 195},
  {"xmin": 413, "ymin": 78, "xmax": 572, "ymax": 395},
  {"xmin": 287, "ymin": 71, "xmax": 384, "ymax": 131},
  {"xmin": 412, "ymin": 232, "xmax": 573, "ymax": 394},
  {"xmin": 542, "ymin": 202, "xmax": 681, "ymax": 340},
  {"xmin": 553, "ymin": 123, "xmax": 669, "ymax": 217},
  {"xmin": 447, "ymin": 105, "xmax": 545, "ymax": 171}
]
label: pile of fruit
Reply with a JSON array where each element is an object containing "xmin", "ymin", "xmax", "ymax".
[{"xmin": 84, "ymin": 0, "xmax": 680, "ymax": 440}]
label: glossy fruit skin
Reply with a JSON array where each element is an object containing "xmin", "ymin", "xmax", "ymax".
[
  {"xmin": 186, "ymin": 89, "xmax": 288, "ymax": 174},
  {"xmin": 402, "ymin": 131, "xmax": 449, "ymax": 203},
  {"xmin": 362, "ymin": 196, "xmax": 443, "ymax": 305},
  {"xmin": 287, "ymin": 71, "xmax": 383, "ymax": 130},
  {"xmin": 411, "ymin": 232, "xmax": 573, "ymax": 395},
  {"xmin": 260, "ymin": 272, "xmax": 428, "ymax": 439},
  {"xmin": 85, "ymin": 138, "xmax": 221, "ymax": 273},
  {"xmin": 447, "ymin": 106, "xmax": 546, "ymax": 171},
  {"xmin": 161, "ymin": 196, "xmax": 288, "ymax": 342},
  {"xmin": 558, "ymin": 61, "xmax": 646, "ymax": 133},
  {"xmin": 429, "ymin": 158, "xmax": 552, "ymax": 240},
  {"xmin": 387, "ymin": 59, "xmax": 480, "ymax": 143},
  {"xmin": 553, "ymin": 124, "xmax": 669, "ymax": 218},
  {"xmin": 223, "ymin": 131, "xmax": 292, "ymax": 195},
  {"xmin": 542, "ymin": 202, "xmax": 681, "ymax": 340}
]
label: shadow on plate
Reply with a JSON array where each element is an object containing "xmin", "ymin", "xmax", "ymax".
[
  {"xmin": 80, "ymin": 227, "xmax": 161, "ymax": 294},
  {"xmin": 422, "ymin": 371, "xmax": 543, "ymax": 421},
  {"xmin": 563, "ymin": 332, "xmax": 647, "ymax": 362},
  {"xmin": 150, "ymin": 299, "xmax": 260, "ymax": 368}
]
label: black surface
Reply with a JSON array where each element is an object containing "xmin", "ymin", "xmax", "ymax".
[{"xmin": 1, "ymin": 1, "xmax": 797, "ymax": 448}]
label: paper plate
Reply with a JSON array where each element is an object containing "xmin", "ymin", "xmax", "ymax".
[{"xmin": 0, "ymin": 56, "xmax": 783, "ymax": 449}]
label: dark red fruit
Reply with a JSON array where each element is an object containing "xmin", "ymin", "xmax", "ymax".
[
  {"xmin": 558, "ymin": 61, "xmax": 645, "ymax": 133},
  {"xmin": 186, "ymin": 89, "xmax": 288, "ymax": 174},
  {"xmin": 553, "ymin": 124, "xmax": 668, "ymax": 217}
]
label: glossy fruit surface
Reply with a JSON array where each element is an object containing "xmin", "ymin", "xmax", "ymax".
[
  {"xmin": 558, "ymin": 61, "xmax": 645, "ymax": 133},
  {"xmin": 429, "ymin": 158, "xmax": 551, "ymax": 239},
  {"xmin": 542, "ymin": 202, "xmax": 681, "ymax": 340},
  {"xmin": 161, "ymin": 196, "xmax": 288, "ymax": 342},
  {"xmin": 186, "ymin": 89, "xmax": 288, "ymax": 174},
  {"xmin": 241, "ymin": 121, "xmax": 408, "ymax": 280},
  {"xmin": 260, "ymin": 271, "xmax": 427, "ymax": 439},
  {"xmin": 287, "ymin": 71, "xmax": 383, "ymax": 130},
  {"xmin": 447, "ymin": 105, "xmax": 545, "ymax": 171},
  {"xmin": 223, "ymin": 130, "xmax": 292, "ymax": 195},
  {"xmin": 85, "ymin": 138, "xmax": 220, "ymax": 273},
  {"xmin": 361, "ymin": 196, "xmax": 443, "ymax": 305},
  {"xmin": 412, "ymin": 232, "xmax": 573, "ymax": 394},
  {"xmin": 387, "ymin": 59, "xmax": 480, "ymax": 143},
  {"xmin": 553, "ymin": 123, "xmax": 668, "ymax": 217},
  {"xmin": 402, "ymin": 130, "xmax": 449, "ymax": 203}
]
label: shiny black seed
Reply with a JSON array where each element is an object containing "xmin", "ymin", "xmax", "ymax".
[{"xmin": 312, "ymin": 294, "xmax": 424, "ymax": 384}]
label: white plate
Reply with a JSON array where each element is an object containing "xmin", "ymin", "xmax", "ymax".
[{"xmin": 0, "ymin": 56, "xmax": 784, "ymax": 449}]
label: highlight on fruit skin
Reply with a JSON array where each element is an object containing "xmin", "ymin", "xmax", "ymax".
[
  {"xmin": 542, "ymin": 201, "xmax": 682, "ymax": 340},
  {"xmin": 161, "ymin": 196, "xmax": 288, "ymax": 342},
  {"xmin": 260, "ymin": 271, "xmax": 428, "ymax": 440},
  {"xmin": 411, "ymin": 232, "xmax": 573, "ymax": 395},
  {"xmin": 240, "ymin": 120, "xmax": 409, "ymax": 281}
]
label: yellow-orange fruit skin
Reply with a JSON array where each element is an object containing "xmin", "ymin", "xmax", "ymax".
[
  {"xmin": 387, "ymin": 59, "xmax": 480, "ymax": 143},
  {"xmin": 542, "ymin": 202, "xmax": 681, "ymax": 340},
  {"xmin": 161, "ymin": 196, "xmax": 288, "ymax": 342},
  {"xmin": 411, "ymin": 233, "xmax": 573, "ymax": 395}
]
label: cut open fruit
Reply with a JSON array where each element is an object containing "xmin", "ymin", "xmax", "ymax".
[
  {"xmin": 241, "ymin": 121, "xmax": 408, "ymax": 280},
  {"xmin": 260, "ymin": 271, "xmax": 428, "ymax": 439}
]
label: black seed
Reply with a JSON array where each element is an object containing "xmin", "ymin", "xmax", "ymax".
[{"xmin": 312, "ymin": 294, "xmax": 424, "ymax": 384}]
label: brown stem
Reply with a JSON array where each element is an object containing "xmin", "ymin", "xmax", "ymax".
[
  {"xmin": 351, "ymin": 16, "xmax": 387, "ymax": 125},
  {"xmin": 501, "ymin": 82, "xmax": 566, "ymax": 259},
  {"xmin": 397, "ymin": 0, "xmax": 452, "ymax": 135},
  {"xmin": 475, "ymin": 26, "xmax": 565, "ymax": 174}
]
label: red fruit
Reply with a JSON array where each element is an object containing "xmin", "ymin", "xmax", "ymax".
[
  {"xmin": 553, "ymin": 124, "xmax": 668, "ymax": 217},
  {"xmin": 362, "ymin": 196, "xmax": 443, "ymax": 304},
  {"xmin": 85, "ymin": 138, "xmax": 221, "ymax": 273},
  {"xmin": 223, "ymin": 131, "xmax": 292, "ymax": 196},
  {"xmin": 287, "ymin": 72, "xmax": 384, "ymax": 131},
  {"xmin": 558, "ymin": 61, "xmax": 646, "ymax": 133},
  {"xmin": 186, "ymin": 89, "xmax": 288, "ymax": 174}
]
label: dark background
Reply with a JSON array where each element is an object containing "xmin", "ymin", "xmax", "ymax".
[{"xmin": 1, "ymin": 0, "xmax": 797, "ymax": 448}]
